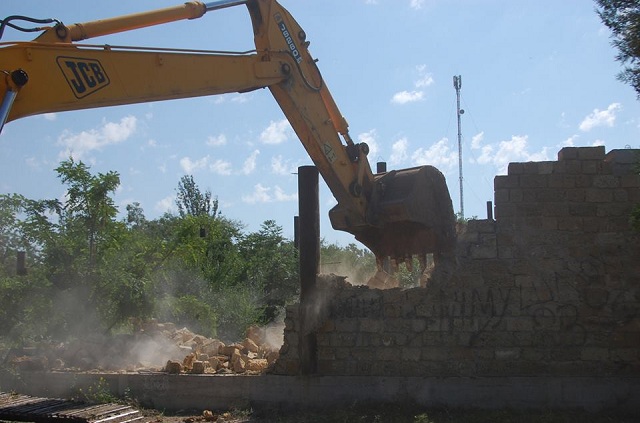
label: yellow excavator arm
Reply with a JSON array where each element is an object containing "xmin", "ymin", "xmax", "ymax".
[{"xmin": 0, "ymin": 0, "xmax": 456, "ymax": 285}]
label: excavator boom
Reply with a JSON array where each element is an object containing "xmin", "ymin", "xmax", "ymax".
[{"xmin": 0, "ymin": 0, "xmax": 456, "ymax": 287}]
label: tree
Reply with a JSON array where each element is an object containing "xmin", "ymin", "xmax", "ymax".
[
  {"xmin": 596, "ymin": 0, "xmax": 640, "ymax": 97},
  {"xmin": 175, "ymin": 175, "xmax": 219, "ymax": 218},
  {"xmin": 55, "ymin": 158, "xmax": 120, "ymax": 265}
]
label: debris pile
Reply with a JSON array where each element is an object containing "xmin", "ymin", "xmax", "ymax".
[
  {"xmin": 4, "ymin": 321, "xmax": 281, "ymax": 375},
  {"xmin": 161, "ymin": 324, "xmax": 280, "ymax": 375}
]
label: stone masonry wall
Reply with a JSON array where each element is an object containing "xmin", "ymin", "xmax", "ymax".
[{"xmin": 273, "ymin": 147, "xmax": 640, "ymax": 377}]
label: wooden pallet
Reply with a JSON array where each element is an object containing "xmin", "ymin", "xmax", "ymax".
[{"xmin": 0, "ymin": 392, "xmax": 145, "ymax": 423}]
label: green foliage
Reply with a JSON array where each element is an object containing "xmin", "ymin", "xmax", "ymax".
[
  {"xmin": 320, "ymin": 241, "xmax": 376, "ymax": 284},
  {"xmin": 1, "ymin": 164, "xmax": 395, "ymax": 345},
  {"xmin": 75, "ymin": 377, "xmax": 118, "ymax": 404},
  {"xmin": 596, "ymin": 0, "xmax": 640, "ymax": 98},
  {"xmin": 175, "ymin": 174, "xmax": 219, "ymax": 218}
]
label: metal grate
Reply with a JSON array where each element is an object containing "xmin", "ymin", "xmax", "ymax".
[{"xmin": 0, "ymin": 392, "xmax": 145, "ymax": 423}]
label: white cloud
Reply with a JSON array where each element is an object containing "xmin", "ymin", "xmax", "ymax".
[
  {"xmin": 274, "ymin": 186, "xmax": 298, "ymax": 202},
  {"xmin": 210, "ymin": 159, "xmax": 232, "ymax": 175},
  {"xmin": 26, "ymin": 157, "xmax": 41, "ymax": 170},
  {"xmin": 414, "ymin": 65, "xmax": 434, "ymax": 88},
  {"xmin": 410, "ymin": 0, "xmax": 426, "ymax": 9},
  {"xmin": 179, "ymin": 156, "xmax": 209, "ymax": 173},
  {"xmin": 57, "ymin": 115, "xmax": 137, "ymax": 160},
  {"xmin": 271, "ymin": 155, "xmax": 297, "ymax": 175},
  {"xmin": 242, "ymin": 183, "xmax": 296, "ymax": 204},
  {"xmin": 213, "ymin": 93, "xmax": 249, "ymax": 104},
  {"xmin": 561, "ymin": 135, "xmax": 579, "ymax": 147},
  {"xmin": 476, "ymin": 135, "xmax": 549, "ymax": 174},
  {"xmin": 471, "ymin": 132, "xmax": 484, "ymax": 149},
  {"xmin": 242, "ymin": 184, "xmax": 272, "ymax": 204},
  {"xmin": 411, "ymin": 137, "xmax": 458, "ymax": 170},
  {"xmin": 260, "ymin": 119, "xmax": 291, "ymax": 144},
  {"xmin": 579, "ymin": 103, "xmax": 621, "ymax": 132},
  {"xmin": 242, "ymin": 149, "xmax": 260, "ymax": 175},
  {"xmin": 207, "ymin": 134, "xmax": 227, "ymax": 147},
  {"xmin": 155, "ymin": 195, "xmax": 175, "ymax": 214},
  {"xmin": 179, "ymin": 155, "xmax": 233, "ymax": 175},
  {"xmin": 391, "ymin": 90, "xmax": 424, "ymax": 104},
  {"xmin": 390, "ymin": 137, "xmax": 409, "ymax": 165},
  {"xmin": 43, "ymin": 113, "xmax": 57, "ymax": 121}
]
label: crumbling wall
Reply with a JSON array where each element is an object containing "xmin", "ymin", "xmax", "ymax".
[{"xmin": 274, "ymin": 146, "xmax": 640, "ymax": 376}]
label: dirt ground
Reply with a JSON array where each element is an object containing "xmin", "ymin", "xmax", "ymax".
[{"xmin": 140, "ymin": 406, "xmax": 640, "ymax": 423}]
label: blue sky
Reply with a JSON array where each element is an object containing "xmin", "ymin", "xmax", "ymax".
[{"xmin": 1, "ymin": 0, "xmax": 639, "ymax": 246}]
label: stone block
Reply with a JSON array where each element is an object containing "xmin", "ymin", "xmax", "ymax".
[
  {"xmin": 604, "ymin": 148, "xmax": 640, "ymax": 164},
  {"xmin": 556, "ymin": 159, "xmax": 582, "ymax": 174},
  {"xmin": 467, "ymin": 219, "xmax": 496, "ymax": 233},
  {"xmin": 565, "ymin": 189, "xmax": 586, "ymax": 202},
  {"xmin": 620, "ymin": 174, "xmax": 640, "ymax": 188},
  {"xmin": 360, "ymin": 318, "xmax": 382, "ymax": 333},
  {"xmin": 585, "ymin": 188, "xmax": 613, "ymax": 203},
  {"xmin": 597, "ymin": 203, "xmax": 632, "ymax": 217},
  {"xmin": 613, "ymin": 188, "xmax": 629, "ymax": 202},
  {"xmin": 401, "ymin": 347, "xmax": 422, "ymax": 361},
  {"xmin": 523, "ymin": 162, "xmax": 539, "ymax": 174},
  {"xmin": 538, "ymin": 161, "xmax": 555, "ymax": 174},
  {"xmin": 508, "ymin": 162, "xmax": 524, "ymax": 174},
  {"xmin": 569, "ymin": 203, "xmax": 596, "ymax": 217},
  {"xmin": 494, "ymin": 175, "xmax": 519, "ymax": 189},
  {"xmin": 375, "ymin": 347, "xmax": 397, "ymax": 361},
  {"xmin": 549, "ymin": 174, "xmax": 576, "ymax": 188},
  {"xmin": 421, "ymin": 347, "xmax": 449, "ymax": 361},
  {"xmin": 593, "ymin": 175, "xmax": 620, "ymax": 188},
  {"xmin": 495, "ymin": 349, "xmax": 521, "ymax": 360},
  {"xmin": 520, "ymin": 174, "xmax": 548, "ymax": 188},
  {"xmin": 575, "ymin": 174, "xmax": 593, "ymax": 187},
  {"xmin": 577, "ymin": 146, "xmax": 605, "ymax": 160},
  {"xmin": 582, "ymin": 160, "xmax": 605, "ymax": 175},
  {"xmin": 581, "ymin": 347, "xmax": 610, "ymax": 361},
  {"xmin": 558, "ymin": 147, "xmax": 579, "ymax": 160},
  {"xmin": 509, "ymin": 188, "xmax": 524, "ymax": 202}
]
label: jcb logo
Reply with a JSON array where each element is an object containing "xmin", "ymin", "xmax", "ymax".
[{"xmin": 57, "ymin": 57, "xmax": 110, "ymax": 98}]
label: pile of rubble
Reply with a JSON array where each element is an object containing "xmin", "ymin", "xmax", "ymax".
[
  {"xmin": 160, "ymin": 324, "xmax": 280, "ymax": 375},
  {"xmin": 4, "ymin": 321, "xmax": 282, "ymax": 375}
]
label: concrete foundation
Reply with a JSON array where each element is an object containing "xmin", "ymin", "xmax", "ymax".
[{"xmin": 3, "ymin": 372, "xmax": 639, "ymax": 413}]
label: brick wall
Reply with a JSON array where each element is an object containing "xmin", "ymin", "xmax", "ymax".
[{"xmin": 273, "ymin": 147, "xmax": 640, "ymax": 377}]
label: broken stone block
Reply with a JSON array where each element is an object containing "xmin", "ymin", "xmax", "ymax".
[
  {"xmin": 246, "ymin": 358, "xmax": 268, "ymax": 372},
  {"xmin": 191, "ymin": 360, "xmax": 206, "ymax": 374},
  {"xmin": 242, "ymin": 338, "xmax": 259, "ymax": 354},
  {"xmin": 182, "ymin": 352, "xmax": 196, "ymax": 370},
  {"xmin": 220, "ymin": 344, "xmax": 243, "ymax": 357},
  {"xmin": 165, "ymin": 360, "xmax": 182, "ymax": 374},
  {"xmin": 265, "ymin": 350, "xmax": 279, "ymax": 365},
  {"xmin": 246, "ymin": 325, "xmax": 265, "ymax": 345}
]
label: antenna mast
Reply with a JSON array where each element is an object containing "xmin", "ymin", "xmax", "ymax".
[{"xmin": 453, "ymin": 75, "xmax": 464, "ymax": 219}]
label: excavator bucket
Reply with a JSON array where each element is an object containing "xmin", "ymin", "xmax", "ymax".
[{"xmin": 330, "ymin": 165, "xmax": 457, "ymax": 288}]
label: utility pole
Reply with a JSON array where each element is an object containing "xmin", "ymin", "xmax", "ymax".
[{"xmin": 453, "ymin": 75, "xmax": 464, "ymax": 219}]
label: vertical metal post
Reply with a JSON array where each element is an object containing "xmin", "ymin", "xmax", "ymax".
[
  {"xmin": 453, "ymin": 75, "xmax": 464, "ymax": 219},
  {"xmin": 486, "ymin": 201, "xmax": 493, "ymax": 220},
  {"xmin": 297, "ymin": 165, "xmax": 319, "ymax": 375},
  {"xmin": 293, "ymin": 215, "xmax": 300, "ymax": 251},
  {"xmin": 16, "ymin": 251, "xmax": 27, "ymax": 276}
]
